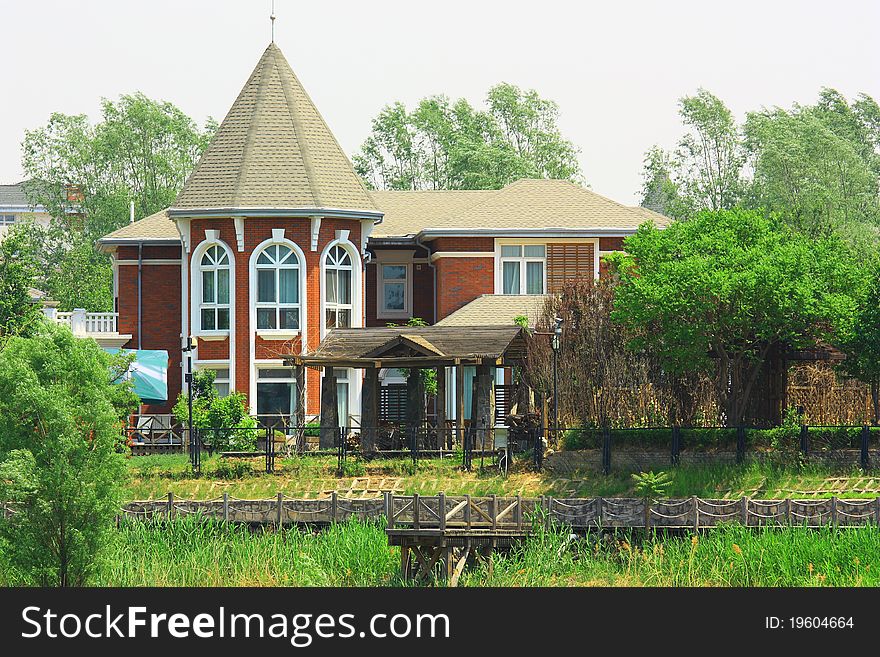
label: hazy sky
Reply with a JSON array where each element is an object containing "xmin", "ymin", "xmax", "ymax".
[{"xmin": 2, "ymin": 0, "xmax": 878, "ymax": 205}]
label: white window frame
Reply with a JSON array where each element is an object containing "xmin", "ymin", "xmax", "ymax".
[
  {"xmin": 498, "ymin": 243, "xmax": 547, "ymax": 295},
  {"xmin": 319, "ymin": 238, "xmax": 363, "ymax": 339},
  {"xmin": 494, "ymin": 238, "xmax": 601, "ymax": 293},
  {"xmin": 253, "ymin": 243, "xmax": 302, "ymax": 335},
  {"xmin": 0, "ymin": 214, "xmax": 15, "ymax": 226},
  {"xmin": 377, "ymin": 262, "xmax": 412, "ymax": 319},
  {"xmin": 255, "ymin": 364, "xmax": 298, "ymax": 419},
  {"xmin": 195, "ymin": 361, "xmax": 231, "ymax": 397},
  {"xmin": 191, "ymin": 236, "xmax": 235, "ymax": 340}
]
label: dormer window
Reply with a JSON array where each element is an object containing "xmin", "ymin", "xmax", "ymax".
[{"xmin": 500, "ymin": 244, "xmax": 545, "ymax": 294}]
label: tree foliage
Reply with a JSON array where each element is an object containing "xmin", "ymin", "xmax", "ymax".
[
  {"xmin": 18, "ymin": 93, "xmax": 215, "ymax": 311},
  {"xmin": 0, "ymin": 324, "xmax": 138, "ymax": 586},
  {"xmin": 354, "ymin": 83, "xmax": 581, "ymax": 190},
  {"xmin": 610, "ymin": 209, "xmax": 863, "ymax": 426},
  {"xmin": 837, "ymin": 258, "xmax": 880, "ymax": 423},
  {"xmin": 0, "ymin": 228, "xmax": 42, "ymax": 344}
]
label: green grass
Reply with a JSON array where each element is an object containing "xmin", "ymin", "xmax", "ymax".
[
  {"xmin": 4, "ymin": 517, "xmax": 877, "ymax": 587},
  {"xmin": 123, "ymin": 453, "xmax": 880, "ymax": 501}
]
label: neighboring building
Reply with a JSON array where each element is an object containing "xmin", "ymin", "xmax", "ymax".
[
  {"xmin": 97, "ymin": 42, "xmax": 668, "ymax": 421},
  {"xmin": 0, "ymin": 181, "xmax": 51, "ymax": 239}
]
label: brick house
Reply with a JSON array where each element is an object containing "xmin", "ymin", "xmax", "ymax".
[{"xmin": 97, "ymin": 43, "xmax": 668, "ymax": 425}]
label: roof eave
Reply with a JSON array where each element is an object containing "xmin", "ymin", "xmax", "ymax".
[
  {"xmin": 167, "ymin": 206, "xmax": 384, "ymax": 221},
  {"xmin": 416, "ymin": 227, "xmax": 642, "ymax": 239}
]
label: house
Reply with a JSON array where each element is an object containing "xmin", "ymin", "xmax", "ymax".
[
  {"xmin": 97, "ymin": 42, "xmax": 668, "ymax": 426},
  {"xmin": 0, "ymin": 180, "xmax": 51, "ymax": 240}
]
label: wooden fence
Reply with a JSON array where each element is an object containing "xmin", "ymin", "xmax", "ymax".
[{"xmin": 111, "ymin": 494, "xmax": 880, "ymax": 530}]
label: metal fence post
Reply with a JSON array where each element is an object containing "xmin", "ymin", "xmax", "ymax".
[
  {"xmin": 277, "ymin": 492, "xmax": 283, "ymax": 527},
  {"xmin": 800, "ymin": 424, "xmax": 809, "ymax": 458},
  {"xmin": 671, "ymin": 425, "xmax": 681, "ymax": 466},
  {"xmin": 861, "ymin": 425, "xmax": 870, "ymax": 470},
  {"xmin": 223, "ymin": 492, "xmax": 229, "ymax": 523},
  {"xmin": 602, "ymin": 426, "xmax": 611, "ymax": 475},
  {"xmin": 736, "ymin": 425, "xmax": 746, "ymax": 464}
]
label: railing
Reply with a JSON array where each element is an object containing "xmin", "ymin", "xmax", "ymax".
[{"xmin": 52, "ymin": 309, "xmax": 118, "ymax": 334}]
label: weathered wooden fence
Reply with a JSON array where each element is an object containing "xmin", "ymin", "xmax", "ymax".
[{"xmin": 110, "ymin": 494, "xmax": 880, "ymax": 529}]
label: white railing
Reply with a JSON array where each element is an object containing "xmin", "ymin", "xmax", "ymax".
[{"xmin": 49, "ymin": 308, "xmax": 118, "ymax": 335}]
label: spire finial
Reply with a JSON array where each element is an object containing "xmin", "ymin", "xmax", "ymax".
[{"xmin": 270, "ymin": 0, "xmax": 276, "ymax": 43}]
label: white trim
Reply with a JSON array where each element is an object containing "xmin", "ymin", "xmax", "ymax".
[
  {"xmin": 173, "ymin": 217, "xmax": 191, "ymax": 253},
  {"xmin": 180, "ymin": 243, "xmax": 188, "ymax": 364},
  {"xmin": 190, "ymin": 236, "xmax": 235, "ymax": 390},
  {"xmin": 494, "ymin": 241, "xmax": 547, "ymax": 295},
  {"xmin": 429, "ymin": 251, "xmax": 494, "ymax": 263},
  {"xmin": 256, "ymin": 329, "xmax": 301, "ymax": 341},
  {"xmin": 249, "ymin": 236, "xmax": 308, "ymax": 414},
  {"xmin": 233, "ymin": 216, "xmax": 245, "ymax": 252},
  {"xmin": 319, "ymin": 238, "xmax": 363, "ymax": 340},
  {"xmin": 194, "ymin": 359, "xmax": 231, "ymax": 365},
  {"xmin": 310, "ymin": 216, "xmax": 322, "ymax": 251},
  {"xmin": 116, "ymin": 259, "xmax": 182, "ymax": 265}
]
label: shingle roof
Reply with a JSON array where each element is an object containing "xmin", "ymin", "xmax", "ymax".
[
  {"xmin": 0, "ymin": 181, "xmax": 46, "ymax": 210},
  {"xmin": 301, "ymin": 325, "xmax": 525, "ymax": 362},
  {"xmin": 435, "ymin": 294, "xmax": 548, "ymax": 328},
  {"xmin": 172, "ymin": 43, "xmax": 377, "ymax": 214},
  {"xmin": 372, "ymin": 179, "xmax": 670, "ymax": 237},
  {"xmin": 100, "ymin": 208, "xmax": 179, "ymax": 242}
]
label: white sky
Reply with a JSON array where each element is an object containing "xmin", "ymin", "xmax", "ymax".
[{"xmin": 2, "ymin": 0, "xmax": 878, "ymax": 205}]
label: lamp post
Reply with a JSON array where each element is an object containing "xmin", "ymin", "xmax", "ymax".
[
  {"xmin": 551, "ymin": 316, "xmax": 563, "ymax": 446},
  {"xmin": 182, "ymin": 335, "xmax": 197, "ymax": 472}
]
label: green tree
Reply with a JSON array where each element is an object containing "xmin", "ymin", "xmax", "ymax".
[
  {"xmin": 837, "ymin": 259, "xmax": 880, "ymax": 424},
  {"xmin": 610, "ymin": 209, "xmax": 862, "ymax": 426},
  {"xmin": 354, "ymin": 83, "xmax": 581, "ymax": 190},
  {"xmin": 0, "ymin": 324, "xmax": 138, "ymax": 586},
  {"xmin": 19, "ymin": 93, "xmax": 215, "ymax": 311},
  {"xmin": 744, "ymin": 90, "xmax": 880, "ymax": 241},
  {"xmin": 0, "ymin": 228, "xmax": 42, "ymax": 344}
]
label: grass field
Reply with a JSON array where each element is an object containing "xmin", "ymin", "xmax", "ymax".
[
  {"xmin": 3, "ymin": 518, "xmax": 875, "ymax": 587},
  {"xmin": 125, "ymin": 453, "xmax": 880, "ymax": 500}
]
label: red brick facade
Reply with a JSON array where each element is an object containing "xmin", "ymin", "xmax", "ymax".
[
  {"xmin": 434, "ymin": 256, "xmax": 495, "ymax": 320},
  {"xmin": 116, "ymin": 245, "xmax": 183, "ymax": 414}
]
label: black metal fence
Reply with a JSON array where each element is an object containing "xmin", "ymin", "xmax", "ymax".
[{"xmin": 559, "ymin": 424, "xmax": 880, "ymax": 474}]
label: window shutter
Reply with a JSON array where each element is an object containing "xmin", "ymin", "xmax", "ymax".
[{"xmin": 546, "ymin": 243, "xmax": 595, "ymax": 292}]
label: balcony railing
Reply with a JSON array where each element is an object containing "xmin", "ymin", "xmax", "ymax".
[{"xmin": 51, "ymin": 309, "xmax": 118, "ymax": 335}]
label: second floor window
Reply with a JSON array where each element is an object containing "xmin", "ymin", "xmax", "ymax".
[
  {"xmin": 256, "ymin": 244, "xmax": 300, "ymax": 330},
  {"xmin": 200, "ymin": 245, "xmax": 230, "ymax": 331},
  {"xmin": 500, "ymin": 244, "xmax": 545, "ymax": 294},
  {"xmin": 0, "ymin": 214, "xmax": 15, "ymax": 226},
  {"xmin": 325, "ymin": 245, "xmax": 353, "ymax": 329},
  {"xmin": 379, "ymin": 263, "xmax": 408, "ymax": 317}
]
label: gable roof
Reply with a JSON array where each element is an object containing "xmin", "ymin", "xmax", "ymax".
[
  {"xmin": 171, "ymin": 43, "xmax": 378, "ymax": 216},
  {"xmin": 370, "ymin": 179, "xmax": 670, "ymax": 238},
  {"xmin": 435, "ymin": 294, "xmax": 548, "ymax": 328},
  {"xmin": 99, "ymin": 208, "xmax": 179, "ymax": 244}
]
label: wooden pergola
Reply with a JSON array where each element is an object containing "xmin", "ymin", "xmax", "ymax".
[{"xmin": 283, "ymin": 325, "xmax": 528, "ymax": 452}]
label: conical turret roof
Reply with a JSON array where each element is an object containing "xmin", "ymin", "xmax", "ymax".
[{"xmin": 172, "ymin": 43, "xmax": 378, "ymax": 215}]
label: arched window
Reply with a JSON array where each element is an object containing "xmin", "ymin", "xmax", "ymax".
[
  {"xmin": 324, "ymin": 244, "xmax": 353, "ymax": 329},
  {"xmin": 200, "ymin": 245, "xmax": 230, "ymax": 330},
  {"xmin": 255, "ymin": 244, "xmax": 300, "ymax": 330}
]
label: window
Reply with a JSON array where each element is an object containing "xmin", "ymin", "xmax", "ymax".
[
  {"xmin": 199, "ymin": 367, "xmax": 229, "ymax": 397},
  {"xmin": 255, "ymin": 244, "xmax": 300, "ymax": 331},
  {"xmin": 200, "ymin": 245, "xmax": 230, "ymax": 331},
  {"xmin": 256, "ymin": 368, "xmax": 296, "ymax": 418},
  {"xmin": 379, "ymin": 263, "xmax": 409, "ymax": 317},
  {"xmin": 0, "ymin": 214, "xmax": 15, "ymax": 226},
  {"xmin": 324, "ymin": 245, "xmax": 353, "ymax": 329},
  {"xmin": 500, "ymin": 244, "xmax": 545, "ymax": 294}
]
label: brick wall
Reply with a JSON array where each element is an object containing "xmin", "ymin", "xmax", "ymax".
[
  {"xmin": 434, "ymin": 256, "xmax": 494, "ymax": 320},
  {"xmin": 188, "ymin": 216, "xmax": 363, "ymax": 416},
  {"xmin": 116, "ymin": 248, "xmax": 183, "ymax": 414},
  {"xmin": 432, "ymin": 237, "xmax": 494, "ymax": 252}
]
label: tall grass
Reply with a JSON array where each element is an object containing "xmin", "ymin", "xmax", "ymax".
[{"xmin": 4, "ymin": 516, "xmax": 878, "ymax": 587}]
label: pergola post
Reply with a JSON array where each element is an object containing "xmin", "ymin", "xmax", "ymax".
[
  {"xmin": 319, "ymin": 367, "xmax": 338, "ymax": 449},
  {"xmin": 455, "ymin": 363, "xmax": 465, "ymax": 449},
  {"xmin": 475, "ymin": 361, "xmax": 495, "ymax": 450},
  {"xmin": 406, "ymin": 369, "xmax": 425, "ymax": 429},
  {"xmin": 436, "ymin": 366, "xmax": 447, "ymax": 449},
  {"xmin": 293, "ymin": 365, "xmax": 306, "ymax": 428},
  {"xmin": 361, "ymin": 367, "xmax": 379, "ymax": 455}
]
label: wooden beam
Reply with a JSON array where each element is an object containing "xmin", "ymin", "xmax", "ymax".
[
  {"xmin": 319, "ymin": 367, "xmax": 338, "ymax": 449},
  {"xmin": 455, "ymin": 364, "xmax": 465, "ymax": 449},
  {"xmin": 361, "ymin": 368, "xmax": 379, "ymax": 455}
]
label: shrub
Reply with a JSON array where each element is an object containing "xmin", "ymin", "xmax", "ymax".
[{"xmin": 173, "ymin": 370, "xmax": 258, "ymax": 451}]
